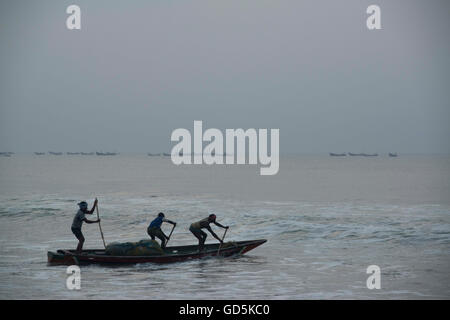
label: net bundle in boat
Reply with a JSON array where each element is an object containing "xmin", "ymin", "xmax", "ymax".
[{"xmin": 105, "ymin": 239, "xmax": 165, "ymax": 256}]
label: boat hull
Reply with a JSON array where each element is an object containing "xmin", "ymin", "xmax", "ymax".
[{"xmin": 47, "ymin": 239, "xmax": 267, "ymax": 265}]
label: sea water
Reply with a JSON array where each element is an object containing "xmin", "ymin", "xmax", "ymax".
[{"xmin": 0, "ymin": 154, "xmax": 449, "ymax": 299}]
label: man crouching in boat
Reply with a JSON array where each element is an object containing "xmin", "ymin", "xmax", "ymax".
[
  {"xmin": 189, "ymin": 214, "xmax": 229, "ymax": 252},
  {"xmin": 72, "ymin": 200, "xmax": 100, "ymax": 253},
  {"xmin": 147, "ymin": 212, "xmax": 176, "ymax": 249}
]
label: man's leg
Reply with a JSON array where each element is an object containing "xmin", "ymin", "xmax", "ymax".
[
  {"xmin": 76, "ymin": 238, "xmax": 84, "ymax": 253},
  {"xmin": 156, "ymin": 232, "xmax": 167, "ymax": 249},
  {"xmin": 74, "ymin": 230, "xmax": 85, "ymax": 253},
  {"xmin": 199, "ymin": 230, "xmax": 207, "ymax": 252},
  {"xmin": 148, "ymin": 228, "xmax": 167, "ymax": 248},
  {"xmin": 190, "ymin": 227, "xmax": 204, "ymax": 251},
  {"xmin": 147, "ymin": 227, "xmax": 156, "ymax": 240}
]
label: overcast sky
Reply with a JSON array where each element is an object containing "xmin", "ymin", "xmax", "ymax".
[{"xmin": 0, "ymin": 0, "xmax": 449, "ymax": 154}]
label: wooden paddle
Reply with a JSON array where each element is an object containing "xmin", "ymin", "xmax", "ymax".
[
  {"xmin": 165, "ymin": 223, "xmax": 176, "ymax": 247},
  {"xmin": 95, "ymin": 198, "xmax": 107, "ymax": 249},
  {"xmin": 216, "ymin": 227, "xmax": 228, "ymax": 256}
]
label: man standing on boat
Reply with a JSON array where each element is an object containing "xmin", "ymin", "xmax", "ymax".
[
  {"xmin": 72, "ymin": 199, "xmax": 100, "ymax": 253},
  {"xmin": 147, "ymin": 212, "xmax": 176, "ymax": 249},
  {"xmin": 189, "ymin": 214, "xmax": 229, "ymax": 252}
]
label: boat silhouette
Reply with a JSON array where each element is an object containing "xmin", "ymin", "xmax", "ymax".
[
  {"xmin": 348, "ymin": 153, "xmax": 378, "ymax": 157},
  {"xmin": 329, "ymin": 153, "xmax": 346, "ymax": 156},
  {"xmin": 96, "ymin": 152, "xmax": 118, "ymax": 156}
]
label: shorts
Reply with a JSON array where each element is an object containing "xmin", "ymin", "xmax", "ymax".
[
  {"xmin": 189, "ymin": 225, "xmax": 206, "ymax": 237},
  {"xmin": 147, "ymin": 227, "xmax": 165, "ymax": 240},
  {"xmin": 71, "ymin": 227, "xmax": 84, "ymax": 240}
]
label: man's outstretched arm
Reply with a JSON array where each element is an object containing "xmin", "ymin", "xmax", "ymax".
[
  {"xmin": 164, "ymin": 218, "xmax": 177, "ymax": 226},
  {"xmin": 83, "ymin": 218, "xmax": 100, "ymax": 224},
  {"xmin": 214, "ymin": 221, "xmax": 228, "ymax": 229},
  {"xmin": 207, "ymin": 227, "xmax": 222, "ymax": 242}
]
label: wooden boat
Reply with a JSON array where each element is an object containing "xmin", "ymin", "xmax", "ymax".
[
  {"xmin": 389, "ymin": 153, "xmax": 398, "ymax": 157},
  {"xmin": 329, "ymin": 153, "xmax": 346, "ymax": 157},
  {"xmin": 363, "ymin": 153, "xmax": 378, "ymax": 157},
  {"xmin": 47, "ymin": 239, "xmax": 267, "ymax": 265},
  {"xmin": 96, "ymin": 152, "xmax": 118, "ymax": 156},
  {"xmin": 348, "ymin": 153, "xmax": 378, "ymax": 157}
]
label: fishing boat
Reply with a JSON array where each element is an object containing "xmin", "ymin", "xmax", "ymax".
[
  {"xmin": 47, "ymin": 239, "xmax": 267, "ymax": 265},
  {"xmin": 329, "ymin": 153, "xmax": 346, "ymax": 157},
  {"xmin": 389, "ymin": 153, "xmax": 398, "ymax": 157},
  {"xmin": 348, "ymin": 153, "xmax": 378, "ymax": 157},
  {"xmin": 363, "ymin": 153, "xmax": 378, "ymax": 157},
  {"xmin": 96, "ymin": 152, "xmax": 118, "ymax": 156}
]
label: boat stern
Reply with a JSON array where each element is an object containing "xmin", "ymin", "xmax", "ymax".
[{"xmin": 47, "ymin": 251, "xmax": 78, "ymax": 265}]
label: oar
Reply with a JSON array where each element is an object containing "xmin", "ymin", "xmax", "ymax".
[
  {"xmin": 216, "ymin": 227, "xmax": 228, "ymax": 256},
  {"xmin": 95, "ymin": 198, "xmax": 107, "ymax": 249},
  {"xmin": 165, "ymin": 224, "xmax": 176, "ymax": 247}
]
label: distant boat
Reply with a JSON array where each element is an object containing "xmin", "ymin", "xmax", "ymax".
[
  {"xmin": 348, "ymin": 153, "xmax": 378, "ymax": 157},
  {"xmin": 48, "ymin": 152, "xmax": 63, "ymax": 155},
  {"xmin": 389, "ymin": 153, "xmax": 398, "ymax": 157},
  {"xmin": 0, "ymin": 152, "xmax": 11, "ymax": 157},
  {"xmin": 329, "ymin": 153, "xmax": 346, "ymax": 157},
  {"xmin": 34, "ymin": 152, "xmax": 45, "ymax": 155},
  {"xmin": 96, "ymin": 152, "xmax": 117, "ymax": 156}
]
